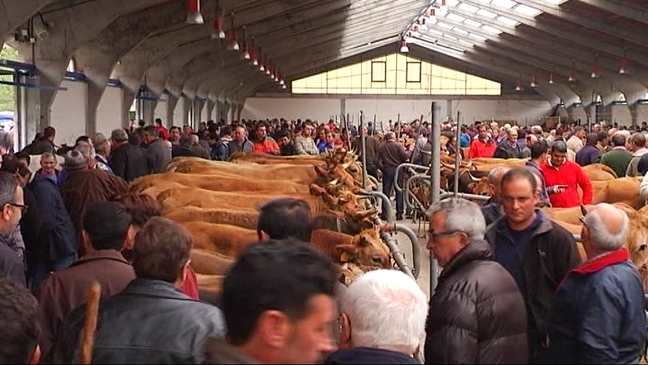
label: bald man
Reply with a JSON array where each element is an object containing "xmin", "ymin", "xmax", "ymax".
[
  {"xmin": 480, "ymin": 166, "xmax": 510, "ymax": 226},
  {"xmin": 545, "ymin": 204, "xmax": 647, "ymax": 364}
]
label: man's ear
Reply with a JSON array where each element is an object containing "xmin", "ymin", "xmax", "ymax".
[
  {"xmin": 81, "ymin": 230, "xmax": 92, "ymax": 254},
  {"xmin": 338, "ymin": 313, "xmax": 352, "ymax": 349},
  {"xmin": 29, "ymin": 345, "xmax": 41, "ymax": 364},
  {"xmin": 123, "ymin": 225, "xmax": 138, "ymax": 251},
  {"xmin": 258, "ymin": 230, "xmax": 269, "ymax": 241}
]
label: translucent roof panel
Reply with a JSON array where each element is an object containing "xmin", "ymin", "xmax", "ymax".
[
  {"xmin": 514, "ymin": 4, "xmax": 542, "ymax": 16},
  {"xmin": 491, "ymin": 0, "xmax": 517, "ymax": 8},
  {"xmin": 476, "ymin": 9, "xmax": 498, "ymax": 18},
  {"xmin": 458, "ymin": 3, "xmax": 480, "ymax": 13}
]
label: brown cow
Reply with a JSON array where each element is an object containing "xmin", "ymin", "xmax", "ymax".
[
  {"xmin": 179, "ymin": 221, "xmax": 391, "ymax": 270},
  {"xmin": 191, "ymin": 249, "xmax": 234, "ymax": 276},
  {"xmin": 130, "ymin": 172, "xmax": 309, "ymax": 195},
  {"xmin": 582, "ymin": 163, "xmax": 617, "ymax": 181},
  {"xmin": 588, "ymin": 178, "xmax": 643, "ymax": 209}
]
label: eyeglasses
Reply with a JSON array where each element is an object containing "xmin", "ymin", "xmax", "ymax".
[
  {"xmin": 426, "ymin": 229, "xmax": 464, "ymax": 242},
  {"xmin": 6, "ymin": 203, "xmax": 27, "ymax": 214}
]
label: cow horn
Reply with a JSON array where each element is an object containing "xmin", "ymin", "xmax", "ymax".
[
  {"xmin": 342, "ymin": 162, "xmax": 352, "ymax": 169},
  {"xmin": 467, "ymin": 171, "xmax": 481, "ymax": 182},
  {"xmin": 354, "ymin": 189, "xmax": 374, "ymax": 196},
  {"xmin": 353, "ymin": 208, "xmax": 379, "ymax": 220},
  {"xmin": 328, "ymin": 178, "xmax": 339, "ymax": 186},
  {"xmin": 580, "ymin": 205, "xmax": 588, "ymax": 218}
]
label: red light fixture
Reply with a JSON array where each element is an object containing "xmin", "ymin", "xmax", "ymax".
[
  {"xmin": 619, "ymin": 48, "xmax": 629, "ymax": 75},
  {"xmin": 186, "ymin": 0, "xmax": 204, "ymax": 24}
]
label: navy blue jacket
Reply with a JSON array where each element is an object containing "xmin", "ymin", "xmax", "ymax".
[
  {"xmin": 575, "ymin": 144, "xmax": 601, "ymax": 167},
  {"xmin": 546, "ymin": 248, "xmax": 647, "ymax": 364},
  {"xmin": 28, "ymin": 174, "xmax": 78, "ymax": 261}
]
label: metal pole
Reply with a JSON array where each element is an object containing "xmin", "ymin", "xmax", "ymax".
[
  {"xmin": 430, "ymin": 101, "xmax": 440, "ymax": 296},
  {"xmin": 360, "ymin": 111, "xmax": 367, "ymax": 189},
  {"xmin": 453, "ymin": 111, "xmax": 461, "ymax": 198},
  {"xmin": 372, "ymin": 114, "xmax": 376, "ymax": 135}
]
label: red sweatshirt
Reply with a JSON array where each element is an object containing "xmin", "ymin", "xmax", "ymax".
[
  {"xmin": 468, "ymin": 138, "xmax": 497, "ymax": 158},
  {"xmin": 540, "ymin": 160, "xmax": 593, "ymax": 208},
  {"xmin": 180, "ymin": 264, "xmax": 200, "ymax": 300}
]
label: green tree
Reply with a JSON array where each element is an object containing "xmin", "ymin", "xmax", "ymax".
[{"xmin": 0, "ymin": 46, "xmax": 20, "ymax": 112}]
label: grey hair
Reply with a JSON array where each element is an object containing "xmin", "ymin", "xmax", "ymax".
[
  {"xmin": 41, "ymin": 152, "xmax": 55, "ymax": 160},
  {"xmin": 531, "ymin": 125, "xmax": 543, "ymax": 135},
  {"xmin": 179, "ymin": 134, "xmax": 193, "ymax": 147},
  {"xmin": 427, "ymin": 198, "xmax": 486, "ymax": 240},
  {"xmin": 74, "ymin": 141, "xmax": 95, "ymax": 160},
  {"xmin": 95, "ymin": 138, "xmax": 111, "ymax": 155},
  {"xmin": 488, "ymin": 166, "xmax": 511, "ymax": 185},
  {"xmin": 0, "ymin": 171, "xmax": 17, "ymax": 206},
  {"xmin": 585, "ymin": 204, "xmax": 629, "ymax": 251}
]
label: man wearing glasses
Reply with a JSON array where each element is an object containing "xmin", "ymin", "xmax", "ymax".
[
  {"xmin": 424, "ymin": 198, "xmax": 527, "ymax": 364},
  {"xmin": 485, "ymin": 167, "xmax": 580, "ymax": 364},
  {"xmin": 0, "ymin": 171, "xmax": 27, "ymax": 287}
]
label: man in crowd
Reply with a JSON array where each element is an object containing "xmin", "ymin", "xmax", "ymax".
[
  {"xmin": 109, "ymin": 128, "xmax": 148, "ymax": 182},
  {"xmin": 575, "ymin": 133, "xmax": 601, "ymax": 167},
  {"xmin": 540, "ymin": 141, "xmax": 593, "ymax": 208},
  {"xmin": 546, "ymin": 204, "xmax": 646, "ymax": 363},
  {"xmin": 293, "ymin": 121, "xmax": 319, "ymax": 155},
  {"xmin": 325, "ymin": 270, "xmax": 427, "ymax": 364},
  {"xmin": 252, "ymin": 122, "xmax": 280, "ymax": 155},
  {"xmin": 52, "ymin": 217, "xmax": 225, "ymax": 363},
  {"xmin": 601, "ymin": 133, "xmax": 632, "ymax": 178},
  {"xmin": 425, "ymin": 198, "xmax": 527, "ymax": 364},
  {"xmin": 480, "ymin": 166, "xmax": 510, "ymax": 226},
  {"xmin": 142, "ymin": 126, "xmax": 172, "ymax": 173},
  {"xmin": 0, "ymin": 278, "xmax": 41, "ymax": 364},
  {"xmin": 378, "ymin": 132, "xmax": 409, "ymax": 221},
  {"xmin": 203, "ymin": 239, "xmax": 338, "ymax": 364},
  {"xmin": 228, "ymin": 126, "xmax": 254, "ymax": 155},
  {"xmin": 467, "ymin": 123, "xmax": 496, "ymax": 158},
  {"xmin": 0, "ymin": 171, "xmax": 26, "ymax": 286},
  {"xmin": 493, "ymin": 128, "xmax": 523, "ymax": 159},
  {"xmin": 485, "ymin": 167, "xmax": 580, "ymax": 363}
]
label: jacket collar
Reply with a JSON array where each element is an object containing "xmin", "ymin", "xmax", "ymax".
[
  {"xmin": 572, "ymin": 247, "xmax": 629, "ymax": 275},
  {"xmin": 202, "ymin": 337, "xmax": 260, "ymax": 364},
  {"xmin": 121, "ymin": 278, "xmax": 191, "ymax": 301},
  {"xmin": 71, "ymin": 249, "xmax": 129, "ymax": 267},
  {"xmin": 494, "ymin": 209, "xmax": 552, "ymax": 237},
  {"xmin": 440, "ymin": 239, "xmax": 493, "ymax": 280}
]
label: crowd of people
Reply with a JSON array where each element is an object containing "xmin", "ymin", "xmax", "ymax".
[{"xmin": 0, "ymin": 115, "xmax": 647, "ymax": 364}]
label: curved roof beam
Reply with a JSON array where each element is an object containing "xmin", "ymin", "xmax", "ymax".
[{"xmin": 0, "ymin": 0, "xmax": 57, "ymax": 50}]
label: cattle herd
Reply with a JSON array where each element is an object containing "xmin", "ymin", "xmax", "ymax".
[{"xmin": 129, "ymin": 148, "xmax": 394, "ymax": 297}]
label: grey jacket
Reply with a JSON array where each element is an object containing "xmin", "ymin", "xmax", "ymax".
[{"xmin": 146, "ymin": 138, "xmax": 172, "ymax": 173}]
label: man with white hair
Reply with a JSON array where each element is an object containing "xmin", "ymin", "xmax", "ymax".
[
  {"xmin": 324, "ymin": 270, "xmax": 427, "ymax": 364},
  {"xmin": 546, "ymin": 203, "xmax": 647, "ymax": 363},
  {"xmin": 481, "ymin": 166, "xmax": 510, "ymax": 226},
  {"xmin": 425, "ymin": 198, "xmax": 528, "ymax": 364}
]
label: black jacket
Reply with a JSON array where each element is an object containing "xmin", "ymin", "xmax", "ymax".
[
  {"xmin": 485, "ymin": 212, "xmax": 580, "ymax": 341},
  {"xmin": 325, "ymin": 347, "xmax": 420, "ymax": 364},
  {"xmin": 52, "ymin": 278, "xmax": 226, "ymax": 364},
  {"xmin": 493, "ymin": 141, "xmax": 523, "ymax": 159},
  {"xmin": 109, "ymin": 142, "xmax": 149, "ymax": 182},
  {"xmin": 28, "ymin": 175, "xmax": 77, "ymax": 262},
  {"xmin": 424, "ymin": 239, "xmax": 528, "ymax": 364}
]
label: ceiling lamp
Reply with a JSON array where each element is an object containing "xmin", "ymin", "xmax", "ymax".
[
  {"xmin": 186, "ymin": 0, "xmax": 204, "ymax": 24},
  {"xmin": 260, "ymin": 53, "xmax": 266, "ymax": 72},
  {"xmin": 228, "ymin": 30, "xmax": 240, "ymax": 51},
  {"xmin": 590, "ymin": 53, "xmax": 599, "ymax": 79},
  {"xmin": 428, "ymin": 8, "xmax": 438, "ymax": 24},
  {"xmin": 568, "ymin": 59, "xmax": 576, "ymax": 82},
  {"xmin": 530, "ymin": 71, "xmax": 538, "ymax": 88},
  {"xmin": 242, "ymin": 42, "xmax": 250, "ymax": 60},
  {"xmin": 548, "ymin": 64, "xmax": 554, "ymax": 85},
  {"xmin": 211, "ymin": 15, "xmax": 225, "ymax": 39},
  {"xmin": 515, "ymin": 73, "xmax": 522, "ymax": 91},
  {"xmin": 439, "ymin": 0, "xmax": 448, "ymax": 15},
  {"xmin": 619, "ymin": 48, "xmax": 629, "ymax": 75},
  {"xmin": 410, "ymin": 25, "xmax": 421, "ymax": 37},
  {"xmin": 404, "ymin": 32, "xmax": 414, "ymax": 43},
  {"xmin": 249, "ymin": 50, "xmax": 257, "ymax": 65},
  {"xmin": 400, "ymin": 39, "xmax": 409, "ymax": 53},
  {"xmin": 418, "ymin": 18, "xmax": 428, "ymax": 31}
]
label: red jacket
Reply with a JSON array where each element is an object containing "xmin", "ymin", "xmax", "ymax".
[
  {"xmin": 155, "ymin": 125, "xmax": 169, "ymax": 141},
  {"xmin": 540, "ymin": 160, "xmax": 593, "ymax": 208},
  {"xmin": 468, "ymin": 138, "xmax": 497, "ymax": 158}
]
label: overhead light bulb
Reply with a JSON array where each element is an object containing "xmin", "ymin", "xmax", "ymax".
[
  {"xmin": 419, "ymin": 18, "xmax": 428, "ymax": 31},
  {"xmin": 260, "ymin": 64, "xmax": 265, "ymax": 72},
  {"xmin": 230, "ymin": 40, "xmax": 240, "ymax": 51},
  {"xmin": 252, "ymin": 58, "xmax": 258, "ymax": 66},
  {"xmin": 280, "ymin": 79, "xmax": 285, "ymax": 85},
  {"xmin": 282, "ymin": 84, "xmax": 287, "ymax": 89},
  {"xmin": 439, "ymin": 0, "xmax": 448, "ymax": 14},
  {"xmin": 186, "ymin": 0, "xmax": 204, "ymax": 24},
  {"xmin": 243, "ymin": 50, "xmax": 250, "ymax": 59},
  {"xmin": 400, "ymin": 40, "xmax": 409, "ymax": 53}
]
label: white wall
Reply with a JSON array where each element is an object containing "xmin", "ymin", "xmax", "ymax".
[
  {"xmin": 242, "ymin": 98, "xmax": 340, "ymax": 122},
  {"xmin": 154, "ymin": 100, "xmax": 167, "ymax": 126},
  {"xmin": 173, "ymin": 97, "xmax": 185, "ymax": 126},
  {"xmin": 569, "ymin": 105, "xmax": 588, "ymax": 124},
  {"xmin": 201, "ymin": 102, "xmax": 209, "ymax": 122},
  {"xmin": 242, "ymin": 96, "xmax": 552, "ymax": 126},
  {"xmin": 96, "ymin": 86, "xmax": 121, "ymax": 138},
  {"xmin": 611, "ymin": 104, "xmax": 632, "ymax": 126},
  {"xmin": 51, "ymin": 80, "xmax": 86, "ymax": 145},
  {"xmin": 636, "ymin": 105, "xmax": 648, "ymax": 125}
]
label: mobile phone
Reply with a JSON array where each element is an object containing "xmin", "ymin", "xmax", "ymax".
[{"xmin": 556, "ymin": 185, "xmax": 569, "ymax": 189}]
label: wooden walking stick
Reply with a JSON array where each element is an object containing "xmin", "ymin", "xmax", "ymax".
[{"xmin": 78, "ymin": 281, "xmax": 101, "ymax": 365}]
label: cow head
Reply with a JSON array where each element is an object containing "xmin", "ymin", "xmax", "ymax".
[
  {"xmin": 467, "ymin": 175, "xmax": 493, "ymax": 196},
  {"xmin": 336, "ymin": 229, "xmax": 391, "ymax": 271}
]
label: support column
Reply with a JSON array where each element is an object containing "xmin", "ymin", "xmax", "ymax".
[
  {"xmin": 142, "ymin": 100, "xmax": 157, "ymax": 125},
  {"xmin": 446, "ymin": 99, "xmax": 452, "ymax": 120},
  {"xmin": 236, "ymin": 103, "xmax": 243, "ymax": 121},
  {"xmin": 629, "ymin": 103, "xmax": 640, "ymax": 127},
  {"xmin": 167, "ymin": 94, "xmax": 179, "ymax": 127},
  {"xmin": 340, "ymin": 98, "xmax": 346, "ymax": 119},
  {"xmin": 120, "ymin": 87, "xmax": 136, "ymax": 129},
  {"xmin": 193, "ymin": 99, "xmax": 205, "ymax": 126},
  {"xmin": 85, "ymin": 82, "xmax": 105, "ymax": 138},
  {"xmin": 182, "ymin": 95, "xmax": 192, "ymax": 126},
  {"xmin": 206, "ymin": 100, "xmax": 215, "ymax": 121},
  {"xmin": 222, "ymin": 102, "xmax": 231, "ymax": 124},
  {"xmin": 21, "ymin": 74, "xmax": 41, "ymax": 143}
]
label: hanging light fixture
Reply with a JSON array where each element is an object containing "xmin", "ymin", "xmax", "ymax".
[
  {"xmin": 241, "ymin": 27, "xmax": 250, "ymax": 59},
  {"xmin": 530, "ymin": 69, "xmax": 538, "ymax": 88},
  {"xmin": 515, "ymin": 73, "xmax": 523, "ymax": 91},
  {"xmin": 568, "ymin": 59, "xmax": 576, "ymax": 82},
  {"xmin": 590, "ymin": 53, "xmax": 599, "ymax": 79},
  {"xmin": 260, "ymin": 53, "xmax": 266, "ymax": 72},
  {"xmin": 410, "ymin": 25, "xmax": 421, "ymax": 37},
  {"xmin": 249, "ymin": 38, "xmax": 258, "ymax": 65},
  {"xmin": 400, "ymin": 39, "xmax": 409, "ymax": 53},
  {"xmin": 418, "ymin": 18, "xmax": 428, "ymax": 31},
  {"xmin": 439, "ymin": 0, "xmax": 448, "ymax": 15},
  {"xmin": 548, "ymin": 64, "xmax": 555, "ymax": 85},
  {"xmin": 619, "ymin": 47, "xmax": 629, "ymax": 75},
  {"xmin": 211, "ymin": 2, "xmax": 225, "ymax": 39},
  {"xmin": 404, "ymin": 32, "xmax": 414, "ymax": 43},
  {"xmin": 266, "ymin": 63, "xmax": 272, "ymax": 76},
  {"xmin": 428, "ymin": 8, "xmax": 438, "ymax": 24},
  {"xmin": 228, "ymin": 16, "xmax": 239, "ymax": 51},
  {"xmin": 186, "ymin": 0, "xmax": 204, "ymax": 24}
]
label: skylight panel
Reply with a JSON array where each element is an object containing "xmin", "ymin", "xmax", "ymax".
[
  {"xmin": 469, "ymin": 33, "xmax": 487, "ymax": 41},
  {"xmin": 497, "ymin": 16, "xmax": 518, "ymax": 25},
  {"xmin": 458, "ymin": 39, "xmax": 474, "ymax": 47},
  {"xmin": 476, "ymin": 9, "xmax": 498, "ymax": 18},
  {"xmin": 447, "ymin": 13, "xmax": 466, "ymax": 22},
  {"xmin": 514, "ymin": 4, "xmax": 542, "ymax": 16},
  {"xmin": 437, "ymin": 22, "xmax": 455, "ymax": 29},
  {"xmin": 481, "ymin": 25, "xmax": 502, "ymax": 34},
  {"xmin": 453, "ymin": 26, "xmax": 469, "ymax": 35},
  {"xmin": 443, "ymin": 34, "xmax": 458, "ymax": 41},
  {"xmin": 428, "ymin": 29, "xmax": 444, "ymax": 36},
  {"xmin": 458, "ymin": 3, "xmax": 480, "ymax": 13},
  {"xmin": 446, "ymin": 0, "xmax": 460, "ymax": 6},
  {"xmin": 463, "ymin": 19, "xmax": 482, "ymax": 27},
  {"xmin": 492, "ymin": 0, "xmax": 517, "ymax": 8}
]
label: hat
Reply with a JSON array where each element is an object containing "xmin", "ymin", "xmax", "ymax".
[{"xmin": 62, "ymin": 150, "xmax": 86, "ymax": 171}]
